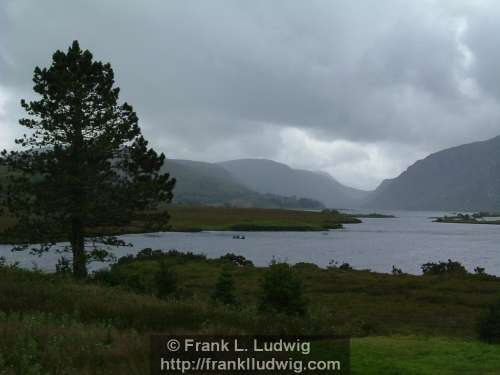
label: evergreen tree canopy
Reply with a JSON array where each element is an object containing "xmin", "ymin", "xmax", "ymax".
[
  {"xmin": 212, "ymin": 267, "xmax": 237, "ymax": 306},
  {"xmin": 258, "ymin": 261, "xmax": 308, "ymax": 316},
  {"xmin": 0, "ymin": 41, "xmax": 176, "ymax": 277}
]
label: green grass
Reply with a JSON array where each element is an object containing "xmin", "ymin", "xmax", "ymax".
[{"xmin": 352, "ymin": 336, "xmax": 500, "ymax": 375}]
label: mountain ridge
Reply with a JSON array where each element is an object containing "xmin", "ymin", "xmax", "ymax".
[
  {"xmin": 364, "ymin": 135, "xmax": 500, "ymax": 210},
  {"xmin": 218, "ymin": 158, "xmax": 368, "ymax": 208}
]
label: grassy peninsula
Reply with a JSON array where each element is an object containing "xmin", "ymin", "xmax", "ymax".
[{"xmin": 167, "ymin": 206, "xmax": 361, "ymax": 231}]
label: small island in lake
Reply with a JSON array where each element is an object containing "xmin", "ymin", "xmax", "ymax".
[{"xmin": 434, "ymin": 212, "xmax": 500, "ymax": 225}]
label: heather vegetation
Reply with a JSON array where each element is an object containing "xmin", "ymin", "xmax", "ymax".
[{"xmin": 0, "ymin": 252, "xmax": 499, "ymax": 373}]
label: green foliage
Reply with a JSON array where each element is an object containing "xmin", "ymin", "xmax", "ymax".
[
  {"xmin": 217, "ymin": 253, "xmax": 254, "ymax": 266},
  {"xmin": 116, "ymin": 248, "xmax": 208, "ymax": 266},
  {"xmin": 474, "ymin": 266, "xmax": 486, "ymax": 275},
  {"xmin": 212, "ymin": 267, "xmax": 238, "ymax": 306},
  {"xmin": 328, "ymin": 259, "xmax": 353, "ymax": 270},
  {"xmin": 155, "ymin": 261, "xmax": 177, "ymax": 299},
  {"xmin": 292, "ymin": 262, "xmax": 320, "ymax": 271},
  {"xmin": 55, "ymin": 257, "xmax": 72, "ymax": 275},
  {"xmin": 421, "ymin": 259, "xmax": 468, "ymax": 276},
  {"xmin": 477, "ymin": 299, "xmax": 500, "ymax": 344},
  {"xmin": 392, "ymin": 265, "xmax": 403, "ymax": 275},
  {"xmin": 258, "ymin": 261, "xmax": 308, "ymax": 316},
  {"xmin": 0, "ymin": 41, "xmax": 175, "ymax": 277}
]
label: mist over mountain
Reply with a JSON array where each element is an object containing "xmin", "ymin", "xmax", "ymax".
[
  {"xmin": 364, "ymin": 135, "xmax": 500, "ymax": 211},
  {"xmin": 167, "ymin": 133, "xmax": 500, "ymax": 212},
  {"xmin": 218, "ymin": 159, "xmax": 369, "ymax": 208},
  {"xmin": 163, "ymin": 159, "xmax": 325, "ymax": 209}
]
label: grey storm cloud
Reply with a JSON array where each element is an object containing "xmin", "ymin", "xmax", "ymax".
[{"xmin": 1, "ymin": 0, "xmax": 500, "ymax": 189}]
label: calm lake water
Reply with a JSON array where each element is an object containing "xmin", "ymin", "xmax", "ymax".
[{"xmin": 1, "ymin": 210, "xmax": 500, "ymax": 275}]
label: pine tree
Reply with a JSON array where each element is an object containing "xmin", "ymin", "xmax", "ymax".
[
  {"xmin": 0, "ymin": 41, "xmax": 176, "ymax": 277},
  {"xmin": 212, "ymin": 267, "xmax": 237, "ymax": 306},
  {"xmin": 258, "ymin": 261, "xmax": 307, "ymax": 316}
]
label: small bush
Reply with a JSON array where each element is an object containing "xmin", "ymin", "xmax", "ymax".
[
  {"xmin": 293, "ymin": 262, "xmax": 320, "ymax": 271},
  {"xmin": 421, "ymin": 259, "xmax": 467, "ymax": 276},
  {"xmin": 391, "ymin": 265, "xmax": 403, "ymax": 275},
  {"xmin": 258, "ymin": 261, "xmax": 307, "ymax": 316},
  {"xmin": 55, "ymin": 256, "xmax": 72, "ymax": 275},
  {"xmin": 474, "ymin": 267, "xmax": 486, "ymax": 275},
  {"xmin": 212, "ymin": 267, "xmax": 238, "ymax": 306},
  {"xmin": 478, "ymin": 299, "xmax": 500, "ymax": 344},
  {"xmin": 217, "ymin": 253, "xmax": 253, "ymax": 267},
  {"xmin": 327, "ymin": 259, "xmax": 353, "ymax": 271},
  {"xmin": 339, "ymin": 262, "xmax": 353, "ymax": 271}
]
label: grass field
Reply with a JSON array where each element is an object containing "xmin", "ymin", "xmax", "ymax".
[
  {"xmin": 0, "ymin": 251, "xmax": 499, "ymax": 373},
  {"xmin": 351, "ymin": 336, "xmax": 500, "ymax": 374}
]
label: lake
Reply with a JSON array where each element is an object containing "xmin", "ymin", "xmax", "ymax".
[{"xmin": 1, "ymin": 210, "xmax": 500, "ymax": 275}]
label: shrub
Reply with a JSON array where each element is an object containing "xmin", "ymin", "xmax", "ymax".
[
  {"xmin": 217, "ymin": 253, "xmax": 253, "ymax": 267},
  {"xmin": 421, "ymin": 259, "xmax": 467, "ymax": 276},
  {"xmin": 155, "ymin": 261, "xmax": 177, "ymax": 298},
  {"xmin": 258, "ymin": 261, "xmax": 307, "ymax": 316},
  {"xmin": 478, "ymin": 299, "xmax": 500, "ymax": 344},
  {"xmin": 293, "ymin": 262, "xmax": 320, "ymax": 271},
  {"xmin": 474, "ymin": 266, "xmax": 486, "ymax": 275},
  {"xmin": 339, "ymin": 262, "xmax": 353, "ymax": 270},
  {"xmin": 116, "ymin": 248, "xmax": 207, "ymax": 266},
  {"xmin": 327, "ymin": 259, "xmax": 353, "ymax": 271},
  {"xmin": 55, "ymin": 256, "xmax": 72, "ymax": 275},
  {"xmin": 212, "ymin": 267, "xmax": 238, "ymax": 306},
  {"xmin": 391, "ymin": 265, "xmax": 403, "ymax": 275}
]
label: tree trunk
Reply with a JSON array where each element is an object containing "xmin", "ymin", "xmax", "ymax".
[
  {"xmin": 70, "ymin": 118, "xmax": 87, "ymax": 278},
  {"xmin": 71, "ymin": 218, "xmax": 87, "ymax": 278}
]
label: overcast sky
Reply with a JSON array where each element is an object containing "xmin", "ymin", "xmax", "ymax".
[{"xmin": 2, "ymin": 0, "xmax": 500, "ymax": 190}]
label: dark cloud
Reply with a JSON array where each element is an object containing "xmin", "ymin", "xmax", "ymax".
[{"xmin": 1, "ymin": 0, "xmax": 500, "ymax": 189}]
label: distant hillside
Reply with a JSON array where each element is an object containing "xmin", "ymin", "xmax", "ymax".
[
  {"xmin": 218, "ymin": 159, "xmax": 369, "ymax": 208},
  {"xmin": 163, "ymin": 159, "xmax": 325, "ymax": 209},
  {"xmin": 364, "ymin": 135, "xmax": 500, "ymax": 210}
]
